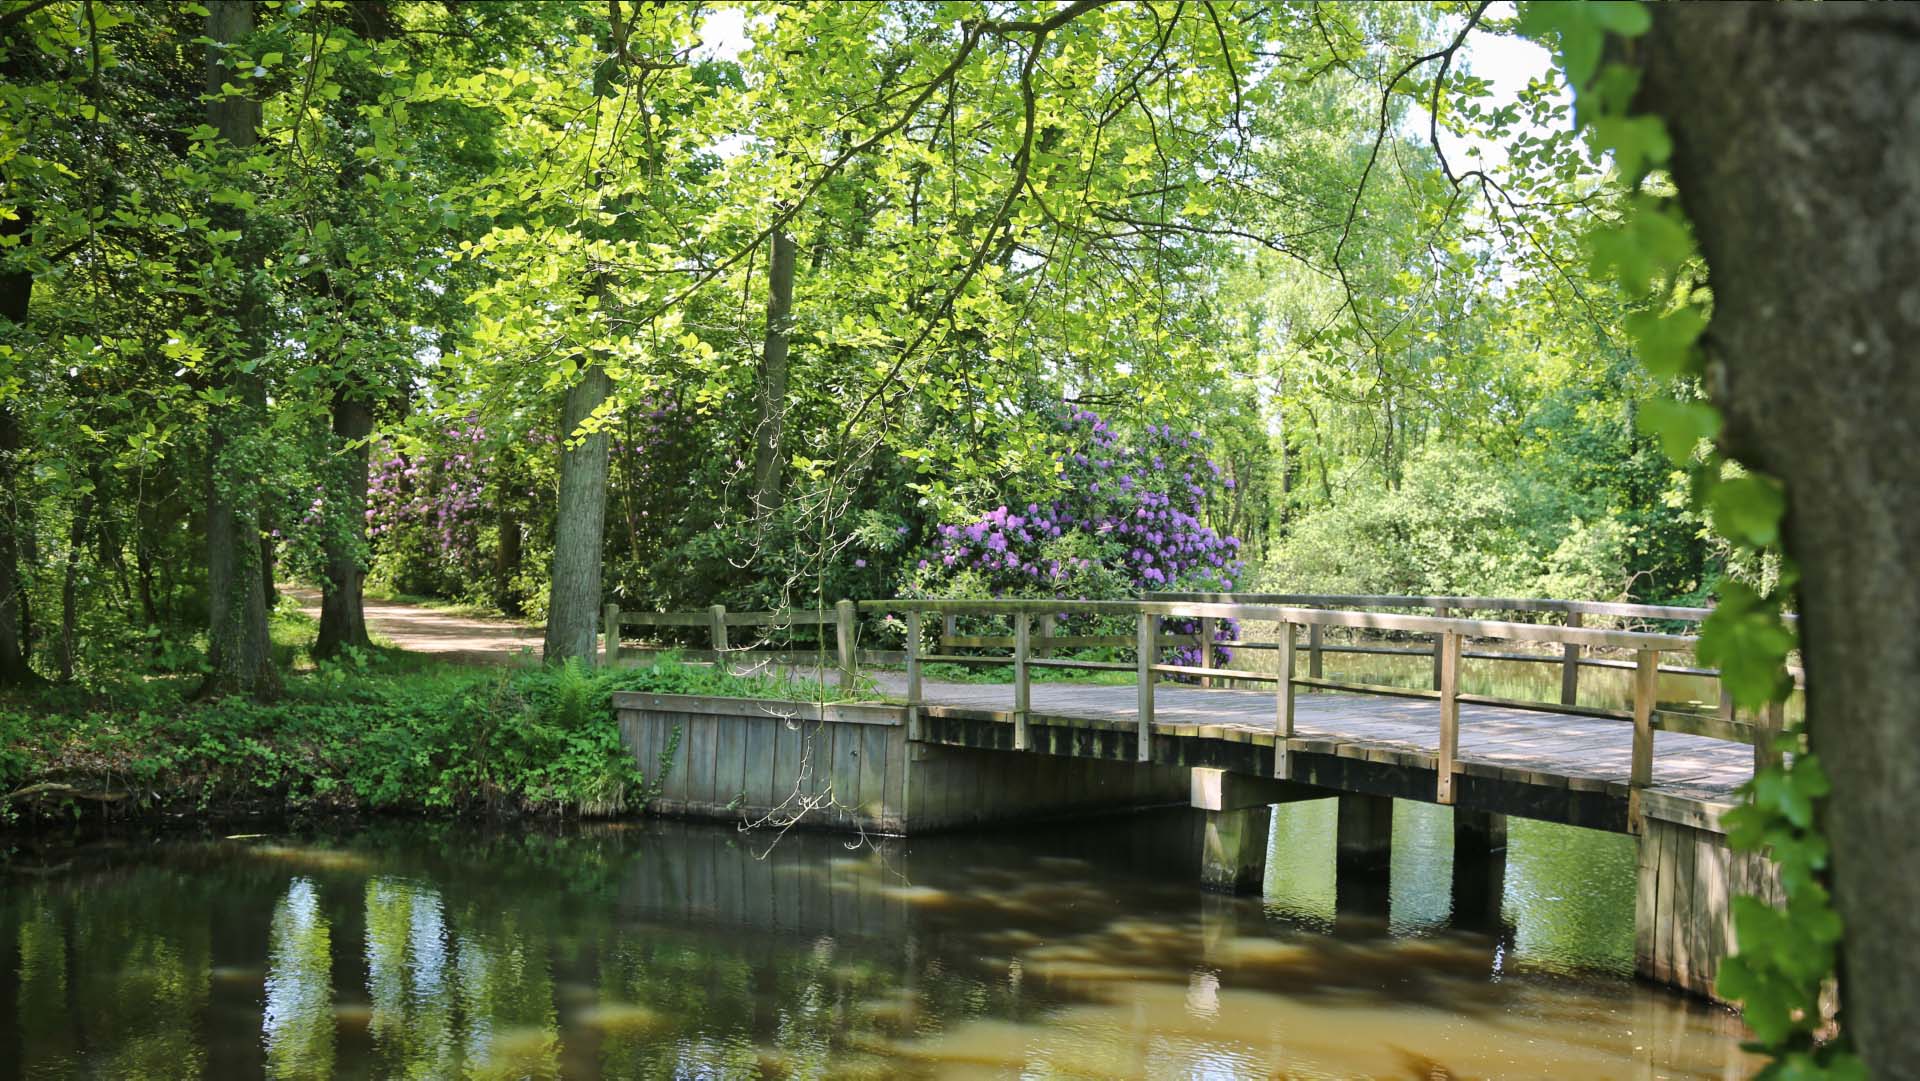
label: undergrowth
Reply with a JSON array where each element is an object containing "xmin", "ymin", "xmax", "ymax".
[{"xmin": 0, "ymin": 646, "xmax": 864, "ymax": 826}]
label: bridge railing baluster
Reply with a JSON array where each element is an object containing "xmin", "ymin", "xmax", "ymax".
[
  {"xmin": 1013, "ymin": 612, "xmax": 1031, "ymax": 751},
  {"xmin": 1437, "ymin": 629, "xmax": 1462, "ymax": 804},
  {"xmin": 1629, "ymin": 648, "xmax": 1660, "ymax": 832},
  {"xmin": 1136, "ymin": 612, "xmax": 1156, "ymax": 762},
  {"xmin": 1275, "ymin": 621, "xmax": 1296, "ymax": 779}
]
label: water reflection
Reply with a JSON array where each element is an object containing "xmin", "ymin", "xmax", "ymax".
[{"xmin": 1, "ymin": 815, "xmax": 1755, "ymax": 1079}]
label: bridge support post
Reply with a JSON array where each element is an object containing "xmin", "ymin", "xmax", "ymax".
[
  {"xmin": 1451, "ymin": 809, "xmax": 1508, "ymax": 932},
  {"xmin": 1336, "ymin": 794, "xmax": 1394, "ymax": 874},
  {"xmin": 1199, "ymin": 806, "xmax": 1270, "ymax": 893}
]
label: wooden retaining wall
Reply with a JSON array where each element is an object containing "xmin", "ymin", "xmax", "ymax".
[
  {"xmin": 1636, "ymin": 791, "xmax": 1783, "ymax": 1000},
  {"xmin": 614, "ymin": 692, "xmax": 1190, "ymax": 835}
]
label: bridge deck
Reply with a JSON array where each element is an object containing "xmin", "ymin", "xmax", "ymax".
[{"xmin": 874, "ymin": 675, "xmax": 1754, "ymax": 809}]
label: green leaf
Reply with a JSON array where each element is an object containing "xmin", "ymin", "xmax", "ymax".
[
  {"xmin": 1709, "ymin": 473, "xmax": 1787, "ymax": 547},
  {"xmin": 1636, "ymin": 397, "xmax": 1719, "ymax": 463},
  {"xmin": 1625, "ymin": 304, "xmax": 1707, "ymax": 378}
]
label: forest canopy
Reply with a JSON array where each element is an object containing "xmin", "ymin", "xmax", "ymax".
[{"xmin": 0, "ymin": 0, "xmax": 1721, "ymax": 690}]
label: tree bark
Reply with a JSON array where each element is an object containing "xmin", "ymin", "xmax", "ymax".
[
  {"xmin": 1641, "ymin": 6, "xmax": 1920, "ymax": 1070},
  {"xmin": 315, "ymin": 390, "xmax": 373, "ymax": 658},
  {"xmin": 542, "ymin": 361, "xmax": 612, "ymax": 664},
  {"xmin": 751, "ymin": 228, "xmax": 796, "ymax": 516},
  {"xmin": 0, "ymin": 289, "xmax": 33, "ymax": 687},
  {"xmin": 56, "ymin": 490, "xmax": 92, "ymax": 683},
  {"xmin": 199, "ymin": 0, "xmax": 278, "ymax": 698},
  {"xmin": 494, "ymin": 501, "xmax": 522, "ymax": 617},
  {"xmin": 0, "ymin": 97, "xmax": 36, "ymax": 684}
]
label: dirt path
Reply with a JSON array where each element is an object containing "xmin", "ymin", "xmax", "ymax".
[{"xmin": 287, "ymin": 588, "xmax": 544, "ymax": 665}]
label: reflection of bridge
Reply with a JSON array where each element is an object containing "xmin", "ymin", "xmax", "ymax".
[{"xmin": 610, "ymin": 593, "xmax": 1793, "ymax": 1001}]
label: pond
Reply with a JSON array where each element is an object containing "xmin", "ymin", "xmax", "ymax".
[{"xmin": 1, "ymin": 808, "xmax": 1755, "ymax": 1079}]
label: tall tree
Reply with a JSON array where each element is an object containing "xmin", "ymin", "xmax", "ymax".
[
  {"xmin": 1639, "ymin": 5, "xmax": 1920, "ymax": 1071},
  {"xmin": 199, "ymin": 0, "xmax": 278, "ymax": 697},
  {"xmin": 751, "ymin": 228, "xmax": 796, "ymax": 517},
  {"xmin": 314, "ymin": 388, "xmax": 373, "ymax": 658}
]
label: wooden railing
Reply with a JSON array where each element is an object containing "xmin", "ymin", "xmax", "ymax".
[
  {"xmin": 1151, "ymin": 590, "xmax": 1799, "ymax": 716},
  {"xmin": 859, "ymin": 596, "xmax": 1787, "ymax": 832},
  {"xmin": 603, "ymin": 600, "xmax": 860, "ymax": 690}
]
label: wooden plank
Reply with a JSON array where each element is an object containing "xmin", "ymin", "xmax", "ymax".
[
  {"xmin": 1275, "ymin": 624, "xmax": 1295, "ymax": 780},
  {"xmin": 858, "ymin": 723, "xmax": 887, "ymax": 827},
  {"xmin": 603, "ymin": 603, "xmax": 621, "ymax": 666},
  {"xmin": 1437, "ymin": 630, "xmax": 1461, "ymax": 804},
  {"xmin": 884, "ymin": 726, "xmax": 908, "ymax": 831},
  {"xmin": 1308, "ymin": 622, "xmax": 1324, "ymax": 678},
  {"xmin": 1561, "ymin": 611, "xmax": 1583, "ymax": 706},
  {"xmin": 1630, "ymin": 649, "xmax": 1660, "ymax": 833},
  {"xmin": 1695, "ymin": 829, "xmax": 1729, "ymax": 989},
  {"xmin": 1199, "ymin": 616, "xmax": 1217, "ymax": 689},
  {"xmin": 1136, "ymin": 612, "xmax": 1156, "ymax": 762},
  {"xmin": 1654, "ymin": 819, "xmax": 1678, "ymax": 984},
  {"xmin": 905, "ymin": 609, "xmax": 924, "ymax": 741},
  {"xmin": 1430, "ymin": 604, "xmax": 1450, "ymax": 690},
  {"xmin": 714, "ymin": 712, "xmax": 747, "ymax": 813},
  {"xmin": 1013, "ymin": 612, "xmax": 1031, "ymax": 751},
  {"xmin": 835, "ymin": 599, "xmax": 857, "ymax": 691},
  {"xmin": 744, "ymin": 714, "xmax": 777, "ymax": 814},
  {"xmin": 1672, "ymin": 823, "xmax": 1697, "ymax": 992},
  {"xmin": 1635, "ymin": 822, "xmax": 1660, "ymax": 980},
  {"xmin": 830, "ymin": 723, "xmax": 862, "ymax": 829}
]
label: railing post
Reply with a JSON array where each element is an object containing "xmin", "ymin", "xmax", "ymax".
[
  {"xmin": 1437, "ymin": 630, "xmax": 1461, "ymax": 804},
  {"xmin": 1275, "ymin": 621, "xmax": 1296, "ymax": 780},
  {"xmin": 941, "ymin": 612, "xmax": 957, "ymax": 649},
  {"xmin": 1755, "ymin": 698, "xmax": 1786, "ymax": 774},
  {"xmin": 1037, "ymin": 613, "xmax": 1056, "ymax": 658},
  {"xmin": 603, "ymin": 603, "xmax": 620, "ymax": 667},
  {"xmin": 834, "ymin": 599, "xmax": 856, "ymax": 692},
  {"xmin": 1561, "ymin": 611, "xmax": 1583, "ymax": 706},
  {"xmin": 708, "ymin": 604, "xmax": 729, "ymax": 657},
  {"xmin": 1629, "ymin": 649, "xmax": 1659, "ymax": 833},
  {"xmin": 1308, "ymin": 621, "xmax": 1323, "ymax": 679},
  {"xmin": 1013, "ymin": 611, "xmax": 1031, "ymax": 751},
  {"xmin": 1135, "ymin": 611, "xmax": 1156, "ymax": 762},
  {"xmin": 1199, "ymin": 616, "xmax": 1217, "ymax": 689},
  {"xmin": 1431, "ymin": 605, "xmax": 1451, "ymax": 691},
  {"xmin": 906, "ymin": 609, "xmax": 924, "ymax": 741}
]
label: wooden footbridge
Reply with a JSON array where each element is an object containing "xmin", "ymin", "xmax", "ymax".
[{"xmin": 605, "ymin": 592, "xmax": 1796, "ymax": 1000}]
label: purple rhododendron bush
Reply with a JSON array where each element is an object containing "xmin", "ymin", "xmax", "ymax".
[{"xmin": 903, "ymin": 410, "xmax": 1247, "ymax": 671}]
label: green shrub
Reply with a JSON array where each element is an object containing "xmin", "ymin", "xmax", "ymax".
[{"xmin": 0, "ymin": 656, "xmax": 852, "ymax": 823}]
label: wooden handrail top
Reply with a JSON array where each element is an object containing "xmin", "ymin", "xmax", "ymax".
[
  {"xmin": 1149, "ymin": 590, "xmax": 1798, "ymax": 626},
  {"xmin": 618, "ymin": 608, "xmax": 835, "ymax": 628},
  {"xmin": 859, "ymin": 598, "xmax": 1699, "ymax": 651}
]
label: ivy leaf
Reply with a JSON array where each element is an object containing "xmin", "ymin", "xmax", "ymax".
[
  {"xmin": 1698, "ymin": 582, "xmax": 1794, "ymax": 709},
  {"xmin": 1636, "ymin": 397, "xmax": 1719, "ymax": 464},
  {"xmin": 1709, "ymin": 473, "xmax": 1787, "ymax": 547},
  {"xmin": 1624, "ymin": 304, "xmax": 1708, "ymax": 378}
]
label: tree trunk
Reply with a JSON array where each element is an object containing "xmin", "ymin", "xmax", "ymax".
[
  {"xmin": 199, "ymin": 0, "xmax": 278, "ymax": 698},
  {"xmin": 0, "ymin": 163, "xmax": 36, "ymax": 685},
  {"xmin": 56, "ymin": 490, "xmax": 92, "ymax": 683},
  {"xmin": 495, "ymin": 502, "xmax": 522, "ymax": 617},
  {"xmin": 315, "ymin": 391, "xmax": 373, "ymax": 658},
  {"xmin": 751, "ymin": 228, "xmax": 796, "ymax": 516},
  {"xmin": 542, "ymin": 362, "xmax": 612, "ymax": 664},
  {"xmin": 0, "ymin": 347, "xmax": 33, "ymax": 689},
  {"xmin": 1641, "ymin": 7, "xmax": 1920, "ymax": 1070}
]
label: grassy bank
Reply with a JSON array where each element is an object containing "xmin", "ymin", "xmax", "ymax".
[{"xmin": 0, "ymin": 618, "xmax": 864, "ymax": 826}]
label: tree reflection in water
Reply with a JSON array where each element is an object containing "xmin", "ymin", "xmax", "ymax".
[{"xmin": 0, "ymin": 814, "xmax": 1753, "ymax": 1079}]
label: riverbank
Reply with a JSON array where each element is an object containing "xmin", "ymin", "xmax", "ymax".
[{"xmin": 0, "ymin": 645, "xmax": 856, "ymax": 830}]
